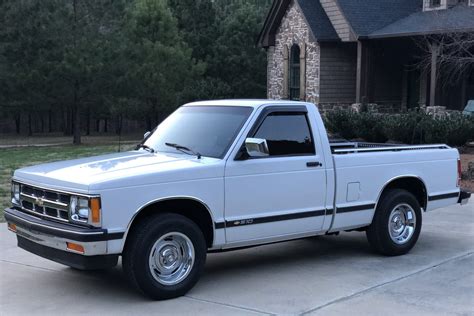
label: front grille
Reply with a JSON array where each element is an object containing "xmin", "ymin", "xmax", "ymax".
[{"xmin": 19, "ymin": 184, "xmax": 70, "ymax": 223}]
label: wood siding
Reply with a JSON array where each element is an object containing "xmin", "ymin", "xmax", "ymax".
[
  {"xmin": 319, "ymin": 42, "xmax": 357, "ymax": 103},
  {"xmin": 319, "ymin": 0, "xmax": 351, "ymax": 41}
]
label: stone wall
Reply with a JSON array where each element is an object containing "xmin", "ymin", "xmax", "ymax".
[
  {"xmin": 318, "ymin": 102, "xmax": 403, "ymax": 114},
  {"xmin": 265, "ymin": 0, "xmax": 406, "ymax": 114},
  {"xmin": 318, "ymin": 103, "xmax": 354, "ymax": 113},
  {"xmin": 267, "ymin": 0, "xmax": 320, "ymax": 103}
]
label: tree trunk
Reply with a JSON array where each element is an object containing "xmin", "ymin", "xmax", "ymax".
[
  {"xmin": 104, "ymin": 118, "xmax": 108, "ymax": 133},
  {"xmin": 14, "ymin": 113, "xmax": 21, "ymax": 134},
  {"xmin": 64, "ymin": 107, "xmax": 72, "ymax": 135},
  {"xmin": 146, "ymin": 117, "xmax": 152, "ymax": 132},
  {"xmin": 86, "ymin": 106, "xmax": 90, "ymax": 135},
  {"xmin": 72, "ymin": 0, "xmax": 81, "ymax": 145},
  {"xmin": 40, "ymin": 115, "xmax": 44, "ymax": 133},
  {"xmin": 48, "ymin": 109, "xmax": 53, "ymax": 133},
  {"xmin": 73, "ymin": 80, "xmax": 81, "ymax": 145},
  {"xmin": 28, "ymin": 113, "xmax": 32, "ymax": 136}
]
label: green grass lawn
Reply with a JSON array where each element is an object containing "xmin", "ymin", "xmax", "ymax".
[{"xmin": 0, "ymin": 143, "xmax": 136, "ymax": 222}]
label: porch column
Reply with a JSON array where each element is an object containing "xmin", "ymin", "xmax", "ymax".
[
  {"xmin": 299, "ymin": 42, "xmax": 306, "ymax": 101},
  {"xmin": 429, "ymin": 42, "xmax": 438, "ymax": 106},
  {"xmin": 356, "ymin": 40, "xmax": 370, "ymax": 104},
  {"xmin": 282, "ymin": 45, "xmax": 289, "ymax": 99}
]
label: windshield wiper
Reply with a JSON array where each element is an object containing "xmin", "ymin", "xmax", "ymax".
[
  {"xmin": 135, "ymin": 143, "xmax": 155, "ymax": 153},
  {"xmin": 165, "ymin": 143, "xmax": 201, "ymax": 159}
]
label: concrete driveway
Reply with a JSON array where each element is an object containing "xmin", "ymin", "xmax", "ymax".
[{"xmin": 1, "ymin": 201, "xmax": 473, "ymax": 315}]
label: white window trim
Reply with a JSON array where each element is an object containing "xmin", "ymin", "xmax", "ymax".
[{"xmin": 423, "ymin": 0, "xmax": 447, "ymax": 11}]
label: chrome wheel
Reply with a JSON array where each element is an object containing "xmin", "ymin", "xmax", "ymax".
[
  {"xmin": 148, "ymin": 232, "xmax": 195, "ymax": 286},
  {"xmin": 388, "ymin": 203, "xmax": 417, "ymax": 245}
]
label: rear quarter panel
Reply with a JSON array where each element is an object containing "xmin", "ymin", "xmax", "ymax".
[{"xmin": 331, "ymin": 148, "xmax": 459, "ymax": 231}]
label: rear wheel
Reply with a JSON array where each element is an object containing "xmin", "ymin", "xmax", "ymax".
[
  {"xmin": 123, "ymin": 213, "xmax": 206, "ymax": 299},
  {"xmin": 366, "ymin": 189, "xmax": 422, "ymax": 256}
]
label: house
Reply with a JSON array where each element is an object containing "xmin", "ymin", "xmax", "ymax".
[{"xmin": 258, "ymin": 0, "xmax": 474, "ymax": 112}]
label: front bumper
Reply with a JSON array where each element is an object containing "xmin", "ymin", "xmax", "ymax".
[
  {"xmin": 5, "ymin": 207, "xmax": 123, "ymax": 269},
  {"xmin": 458, "ymin": 190, "xmax": 471, "ymax": 205}
]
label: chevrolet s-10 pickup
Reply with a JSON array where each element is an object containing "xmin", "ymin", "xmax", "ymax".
[{"xmin": 5, "ymin": 100, "xmax": 471, "ymax": 299}]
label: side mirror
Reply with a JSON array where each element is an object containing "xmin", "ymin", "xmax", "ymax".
[
  {"xmin": 143, "ymin": 131, "xmax": 151, "ymax": 139},
  {"xmin": 245, "ymin": 138, "xmax": 269, "ymax": 157}
]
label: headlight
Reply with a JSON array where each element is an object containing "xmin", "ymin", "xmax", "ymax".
[
  {"xmin": 11, "ymin": 182, "xmax": 20, "ymax": 206},
  {"xmin": 70, "ymin": 196, "xmax": 101, "ymax": 227}
]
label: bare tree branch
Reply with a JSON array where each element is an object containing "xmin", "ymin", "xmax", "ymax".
[{"xmin": 414, "ymin": 32, "xmax": 474, "ymax": 87}]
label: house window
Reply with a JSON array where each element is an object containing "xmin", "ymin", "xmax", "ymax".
[
  {"xmin": 430, "ymin": 0, "xmax": 441, "ymax": 6},
  {"xmin": 289, "ymin": 45, "xmax": 300, "ymax": 100}
]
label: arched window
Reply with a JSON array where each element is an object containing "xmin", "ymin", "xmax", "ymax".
[{"xmin": 289, "ymin": 44, "xmax": 300, "ymax": 100}]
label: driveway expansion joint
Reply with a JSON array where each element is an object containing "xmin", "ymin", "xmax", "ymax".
[
  {"xmin": 299, "ymin": 251, "xmax": 474, "ymax": 315},
  {"xmin": 184, "ymin": 295, "xmax": 275, "ymax": 315}
]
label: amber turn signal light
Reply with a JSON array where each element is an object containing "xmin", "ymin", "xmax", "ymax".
[
  {"xmin": 67, "ymin": 242, "xmax": 85, "ymax": 254},
  {"xmin": 90, "ymin": 197, "xmax": 101, "ymax": 225},
  {"xmin": 7, "ymin": 223, "xmax": 17, "ymax": 232}
]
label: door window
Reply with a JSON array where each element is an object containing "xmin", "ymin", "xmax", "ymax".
[{"xmin": 253, "ymin": 112, "xmax": 315, "ymax": 156}]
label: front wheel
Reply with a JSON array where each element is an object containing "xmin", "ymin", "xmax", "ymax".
[
  {"xmin": 123, "ymin": 213, "xmax": 207, "ymax": 299},
  {"xmin": 366, "ymin": 189, "xmax": 422, "ymax": 256}
]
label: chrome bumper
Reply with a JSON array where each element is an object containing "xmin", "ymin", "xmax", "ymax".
[
  {"xmin": 12, "ymin": 223, "xmax": 107, "ymax": 256},
  {"xmin": 5, "ymin": 207, "xmax": 123, "ymax": 269}
]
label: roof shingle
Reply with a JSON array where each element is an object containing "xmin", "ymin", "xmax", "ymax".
[
  {"xmin": 369, "ymin": 4, "xmax": 474, "ymax": 38},
  {"xmin": 297, "ymin": 0, "xmax": 339, "ymax": 41},
  {"xmin": 336, "ymin": 0, "xmax": 423, "ymax": 37}
]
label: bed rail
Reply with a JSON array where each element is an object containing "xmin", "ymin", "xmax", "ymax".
[{"xmin": 332, "ymin": 143, "xmax": 450, "ymax": 154}]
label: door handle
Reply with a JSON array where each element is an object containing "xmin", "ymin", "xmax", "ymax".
[{"xmin": 306, "ymin": 161, "xmax": 322, "ymax": 167}]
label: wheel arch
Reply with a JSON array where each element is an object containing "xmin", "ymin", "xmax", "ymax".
[
  {"xmin": 375, "ymin": 176, "xmax": 428, "ymax": 213},
  {"xmin": 123, "ymin": 196, "xmax": 216, "ymax": 250}
]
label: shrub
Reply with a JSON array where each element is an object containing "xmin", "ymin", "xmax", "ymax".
[
  {"xmin": 443, "ymin": 113, "xmax": 474, "ymax": 146},
  {"xmin": 356, "ymin": 112, "xmax": 388, "ymax": 143},
  {"xmin": 382, "ymin": 110, "xmax": 427, "ymax": 144},
  {"xmin": 324, "ymin": 110, "xmax": 359, "ymax": 140},
  {"xmin": 323, "ymin": 109, "xmax": 474, "ymax": 146}
]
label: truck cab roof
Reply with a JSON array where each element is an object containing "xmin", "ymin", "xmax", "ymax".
[{"xmin": 184, "ymin": 99, "xmax": 314, "ymax": 109}]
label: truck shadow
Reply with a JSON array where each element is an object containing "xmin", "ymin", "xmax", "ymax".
[
  {"xmin": 203, "ymin": 233, "xmax": 373, "ymax": 275},
  {"xmin": 60, "ymin": 230, "xmax": 452, "ymax": 302},
  {"xmin": 63, "ymin": 233, "xmax": 371, "ymax": 301}
]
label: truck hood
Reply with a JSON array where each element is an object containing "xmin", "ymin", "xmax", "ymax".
[{"xmin": 13, "ymin": 151, "xmax": 222, "ymax": 192}]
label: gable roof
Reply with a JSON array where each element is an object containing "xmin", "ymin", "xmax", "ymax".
[
  {"xmin": 368, "ymin": 4, "xmax": 474, "ymax": 38},
  {"xmin": 258, "ymin": 0, "xmax": 339, "ymax": 47},
  {"xmin": 297, "ymin": 0, "xmax": 339, "ymax": 41},
  {"xmin": 258, "ymin": 0, "xmax": 474, "ymax": 47}
]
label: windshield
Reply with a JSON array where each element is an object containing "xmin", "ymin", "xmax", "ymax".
[{"xmin": 143, "ymin": 106, "xmax": 253, "ymax": 158}]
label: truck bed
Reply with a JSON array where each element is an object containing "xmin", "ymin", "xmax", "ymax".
[{"xmin": 328, "ymin": 142, "xmax": 459, "ymax": 231}]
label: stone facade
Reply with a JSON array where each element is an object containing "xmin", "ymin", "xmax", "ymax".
[
  {"xmin": 266, "ymin": 0, "xmax": 408, "ymax": 114},
  {"xmin": 267, "ymin": 0, "xmax": 320, "ymax": 104}
]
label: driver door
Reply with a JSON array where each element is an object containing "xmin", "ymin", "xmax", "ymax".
[{"xmin": 224, "ymin": 105, "xmax": 327, "ymax": 244}]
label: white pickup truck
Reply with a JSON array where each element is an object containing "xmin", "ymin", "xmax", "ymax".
[{"xmin": 5, "ymin": 100, "xmax": 471, "ymax": 299}]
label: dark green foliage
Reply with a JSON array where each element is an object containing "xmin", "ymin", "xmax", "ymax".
[
  {"xmin": 324, "ymin": 110, "xmax": 359, "ymax": 140},
  {"xmin": 421, "ymin": 112, "xmax": 474, "ymax": 146},
  {"xmin": 0, "ymin": 0, "xmax": 271, "ymax": 142},
  {"xmin": 324, "ymin": 110, "xmax": 474, "ymax": 146},
  {"xmin": 169, "ymin": 0, "xmax": 271, "ymax": 99},
  {"xmin": 356, "ymin": 112, "xmax": 388, "ymax": 143},
  {"xmin": 382, "ymin": 111, "xmax": 425, "ymax": 144}
]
